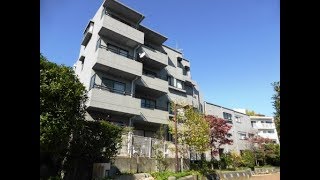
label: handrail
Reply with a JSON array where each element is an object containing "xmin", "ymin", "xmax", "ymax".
[
  {"xmin": 93, "ymin": 84, "xmax": 132, "ymax": 96},
  {"xmin": 100, "ymin": 44, "xmax": 136, "ymax": 60}
]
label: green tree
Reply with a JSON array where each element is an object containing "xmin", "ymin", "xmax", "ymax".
[
  {"xmin": 63, "ymin": 121, "xmax": 123, "ymax": 180},
  {"xmin": 40, "ymin": 54, "xmax": 87, "ymax": 177},
  {"xmin": 230, "ymin": 151, "xmax": 243, "ymax": 169},
  {"xmin": 272, "ymin": 81, "xmax": 280, "ymax": 140},
  {"xmin": 265, "ymin": 143, "xmax": 280, "ymax": 166},
  {"xmin": 183, "ymin": 106, "xmax": 210, "ymax": 154},
  {"xmin": 245, "ymin": 109, "xmax": 256, "ymax": 116},
  {"xmin": 241, "ymin": 150, "xmax": 255, "ymax": 168}
]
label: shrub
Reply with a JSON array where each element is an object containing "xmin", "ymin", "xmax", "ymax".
[
  {"xmin": 241, "ymin": 150, "xmax": 255, "ymax": 168},
  {"xmin": 230, "ymin": 151, "xmax": 243, "ymax": 169}
]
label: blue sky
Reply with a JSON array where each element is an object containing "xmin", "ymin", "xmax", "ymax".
[{"xmin": 40, "ymin": 0, "xmax": 279, "ymax": 116}]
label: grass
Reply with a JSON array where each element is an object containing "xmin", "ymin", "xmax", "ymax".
[{"xmin": 151, "ymin": 170, "xmax": 200, "ymax": 180}]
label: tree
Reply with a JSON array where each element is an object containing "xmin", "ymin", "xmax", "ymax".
[
  {"xmin": 230, "ymin": 151, "xmax": 243, "ymax": 169},
  {"xmin": 183, "ymin": 106, "xmax": 210, "ymax": 154},
  {"xmin": 241, "ymin": 150, "xmax": 255, "ymax": 169},
  {"xmin": 40, "ymin": 54, "xmax": 87, "ymax": 177},
  {"xmin": 63, "ymin": 121, "xmax": 123, "ymax": 180},
  {"xmin": 265, "ymin": 143, "xmax": 280, "ymax": 166},
  {"xmin": 205, "ymin": 115, "xmax": 233, "ymax": 157},
  {"xmin": 272, "ymin": 81, "xmax": 280, "ymax": 140},
  {"xmin": 168, "ymin": 103, "xmax": 210, "ymax": 172},
  {"xmin": 245, "ymin": 110, "xmax": 256, "ymax": 116},
  {"xmin": 247, "ymin": 136, "xmax": 273, "ymax": 166}
]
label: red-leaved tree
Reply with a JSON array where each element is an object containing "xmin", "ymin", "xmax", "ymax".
[
  {"xmin": 247, "ymin": 135, "xmax": 273, "ymax": 166},
  {"xmin": 205, "ymin": 115, "xmax": 233, "ymax": 158}
]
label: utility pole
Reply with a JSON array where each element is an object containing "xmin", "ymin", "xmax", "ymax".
[{"xmin": 174, "ymin": 103, "xmax": 179, "ymax": 173}]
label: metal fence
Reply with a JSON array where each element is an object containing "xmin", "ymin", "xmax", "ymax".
[{"xmin": 117, "ymin": 134, "xmax": 177, "ymax": 158}]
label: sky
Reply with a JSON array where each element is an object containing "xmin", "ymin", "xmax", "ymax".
[{"xmin": 40, "ymin": 0, "xmax": 279, "ymax": 116}]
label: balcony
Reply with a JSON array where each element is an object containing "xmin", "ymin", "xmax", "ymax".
[
  {"xmin": 138, "ymin": 45, "xmax": 168, "ymax": 70},
  {"xmin": 253, "ymin": 123, "xmax": 276, "ymax": 129},
  {"xmin": 81, "ymin": 21, "xmax": 94, "ymax": 46},
  {"xmin": 99, "ymin": 14, "xmax": 144, "ymax": 48},
  {"xmin": 138, "ymin": 102, "xmax": 169, "ymax": 124},
  {"xmin": 93, "ymin": 46, "xmax": 142, "ymax": 80},
  {"xmin": 87, "ymin": 85, "xmax": 140, "ymax": 116},
  {"xmin": 136, "ymin": 74, "xmax": 168, "ymax": 97}
]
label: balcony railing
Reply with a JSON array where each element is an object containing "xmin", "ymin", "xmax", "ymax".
[
  {"xmin": 141, "ymin": 101, "xmax": 169, "ymax": 111},
  {"xmin": 100, "ymin": 44, "xmax": 136, "ymax": 60},
  {"xmin": 92, "ymin": 84, "xmax": 132, "ymax": 96}
]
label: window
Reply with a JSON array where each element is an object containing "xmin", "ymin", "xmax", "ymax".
[
  {"xmin": 238, "ymin": 132, "xmax": 247, "ymax": 140},
  {"xmin": 101, "ymin": 78, "xmax": 126, "ymax": 94},
  {"xmin": 227, "ymin": 133, "xmax": 232, "ymax": 137},
  {"xmin": 223, "ymin": 112, "xmax": 232, "ymax": 123},
  {"xmin": 176, "ymin": 79, "xmax": 183, "ymax": 89},
  {"xmin": 143, "ymin": 69, "xmax": 157, "ymax": 77},
  {"xmin": 267, "ymin": 130, "xmax": 274, "ymax": 133},
  {"xmin": 248, "ymin": 133, "xmax": 254, "ymax": 138},
  {"xmin": 141, "ymin": 98, "xmax": 156, "ymax": 109},
  {"xmin": 266, "ymin": 121, "xmax": 272, "ymax": 123},
  {"xmin": 235, "ymin": 116, "xmax": 241, "ymax": 123},
  {"xmin": 89, "ymin": 74, "xmax": 96, "ymax": 90},
  {"xmin": 107, "ymin": 43, "xmax": 129, "ymax": 58},
  {"xmin": 81, "ymin": 58, "xmax": 85, "ymax": 71},
  {"xmin": 263, "ymin": 130, "xmax": 267, "ymax": 133},
  {"xmin": 96, "ymin": 38, "xmax": 101, "ymax": 51},
  {"xmin": 167, "ymin": 76, "xmax": 174, "ymax": 86},
  {"xmin": 251, "ymin": 121, "xmax": 256, "ymax": 127},
  {"xmin": 167, "ymin": 102, "xmax": 173, "ymax": 114}
]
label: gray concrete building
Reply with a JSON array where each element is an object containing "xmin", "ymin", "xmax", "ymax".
[
  {"xmin": 203, "ymin": 102, "xmax": 257, "ymax": 156},
  {"xmin": 73, "ymin": 0, "xmax": 204, "ymax": 163}
]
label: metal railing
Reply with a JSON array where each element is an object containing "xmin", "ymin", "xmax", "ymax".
[
  {"xmin": 140, "ymin": 102, "xmax": 169, "ymax": 111},
  {"xmin": 92, "ymin": 84, "xmax": 132, "ymax": 96},
  {"xmin": 100, "ymin": 44, "xmax": 136, "ymax": 60}
]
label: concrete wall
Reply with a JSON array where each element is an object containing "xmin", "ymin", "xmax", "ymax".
[{"xmin": 112, "ymin": 157, "xmax": 188, "ymax": 173}]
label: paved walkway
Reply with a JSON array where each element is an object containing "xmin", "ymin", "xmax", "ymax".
[{"xmin": 250, "ymin": 173, "xmax": 280, "ymax": 180}]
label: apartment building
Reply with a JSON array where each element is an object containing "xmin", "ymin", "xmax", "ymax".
[
  {"xmin": 73, "ymin": 0, "xmax": 204, "ymax": 161},
  {"xmin": 203, "ymin": 102, "xmax": 257, "ymax": 158},
  {"xmin": 250, "ymin": 116, "xmax": 279, "ymax": 144}
]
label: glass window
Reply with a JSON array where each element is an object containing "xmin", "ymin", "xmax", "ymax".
[
  {"xmin": 176, "ymin": 79, "xmax": 183, "ymax": 89},
  {"xmin": 168, "ymin": 76, "xmax": 174, "ymax": 86},
  {"xmin": 238, "ymin": 132, "xmax": 247, "ymax": 139},
  {"xmin": 268, "ymin": 130, "xmax": 274, "ymax": 133},
  {"xmin": 141, "ymin": 98, "xmax": 156, "ymax": 109},
  {"xmin": 223, "ymin": 112, "xmax": 232, "ymax": 120},
  {"xmin": 114, "ymin": 82, "xmax": 125, "ymax": 92},
  {"xmin": 102, "ymin": 79, "xmax": 113, "ymax": 89}
]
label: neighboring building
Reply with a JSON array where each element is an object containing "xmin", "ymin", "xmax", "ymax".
[
  {"xmin": 250, "ymin": 116, "xmax": 279, "ymax": 144},
  {"xmin": 203, "ymin": 102, "xmax": 257, "ymax": 158},
  {"xmin": 73, "ymin": 0, "xmax": 204, "ymax": 164}
]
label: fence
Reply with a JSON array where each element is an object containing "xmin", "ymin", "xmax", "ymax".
[{"xmin": 117, "ymin": 134, "xmax": 180, "ymax": 159}]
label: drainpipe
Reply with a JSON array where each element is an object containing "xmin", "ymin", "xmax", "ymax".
[
  {"xmin": 131, "ymin": 76, "xmax": 139, "ymax": 97},
  {"xmin": 133, "ymin": 44, "xmax": 142, "ymax": 60}
]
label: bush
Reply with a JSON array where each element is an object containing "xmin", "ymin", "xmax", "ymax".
[
  {"xmin": 241, "ymin": 150, "xmax": 255, "ymax": 168},
  {"xmin": 265, "ymin": 143, "xmax": 280, "ymax": 166},
  {"xmin": 151, "ymin": 171, "xmax": 199, "ymax": 180},
  {"xmin": 230, "ymin": 151, "xmax": 243, "ymax": 169},
  {"xmin": 220, "ymin": 152, "xmax": 232, "ymax": 169}
]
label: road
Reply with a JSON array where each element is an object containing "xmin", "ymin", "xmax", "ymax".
[{"xmin": 250, "ymin": 173, "xmax": 280, "ymax": 180}]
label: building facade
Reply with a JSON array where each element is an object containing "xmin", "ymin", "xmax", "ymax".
[
  {"xmin": 250, "ymin": 116, "xmax": 279, "ymax": 144},
  {"xmin": 203, "ymin": 102, "xmax": 257, "ymax": 157},
  {"xmin": 73, "ymin": 0, "xmax": 204, "ymax": 160}
]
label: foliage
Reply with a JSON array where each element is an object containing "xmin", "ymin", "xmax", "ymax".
[
  {"xmin": 245, "ymin": 109, "xmax": 264, "ymax": 116},
  {"xmin": 40, "ymin": 54, "xmax": 88, "ymax": 178},
  {"xmin": 205, "ymin": 115, "xmax": 233, "ymax": 156},
  {"xmin": 183, "ymin": 107, "xmax": 210, "ymax": 154},
  {"xmin": 230, "ymin": 151, "xmax": 243, "ymax": 169},
  {"xmin": 152, "ymin": 125, "xmax": 170, "ymax": 171},
  {"xmin": 247, "ymin": 136, "xmax": 276, "ymax": 166},
  {"xmin": 220, "ymin": 152, "xmax": 232, "ymax": 169},
  {"xmin": 272, "ymin": 81, "xmax": 280, "ymax": 140},
  {"xmin": 241, "ymin": 150, "xmax": 255, "ymax": 168},
  {"xmin": 151, "ymin": 170, "xmax": 199, "ymax": 180},
  {"xmin": 40, "ymin": 54, "xmax": 87, "ymax": 153},
  {"xmin": 265, "ymin": 143, "xmax": 280, "ymax": 166},
  {"xmin": 63, "ymin": 121, "xmax": 123, "ymax": 179}
]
